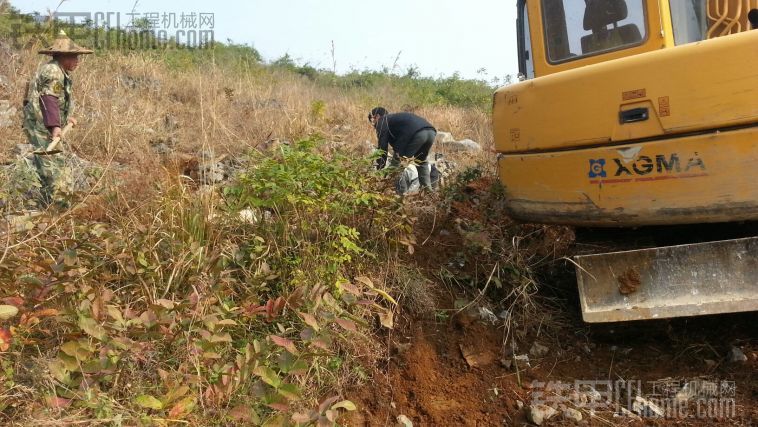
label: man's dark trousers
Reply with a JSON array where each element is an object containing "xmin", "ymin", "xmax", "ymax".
[{"xmin": 391, "ymin": 128, "xmax": 437, "ymax": 190}]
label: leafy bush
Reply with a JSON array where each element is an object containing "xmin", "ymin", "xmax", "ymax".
[{"xmin": 0, "ymin": 139, "xmax": 412, "ymax": 424}]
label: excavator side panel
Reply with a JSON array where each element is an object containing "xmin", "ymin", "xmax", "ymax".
[{"xmin": 497, "ymin": 126, "xmax": 758, "ymax": 227}]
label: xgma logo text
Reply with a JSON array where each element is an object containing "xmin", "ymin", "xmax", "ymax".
[{"xmin": 588, "ymin": 153, "xmax": 706, "ymax": 179}]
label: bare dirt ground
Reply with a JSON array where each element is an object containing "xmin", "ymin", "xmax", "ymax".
[{"xmin": 349, "ymin": 179, "xmax": 757, "ymax": 427}]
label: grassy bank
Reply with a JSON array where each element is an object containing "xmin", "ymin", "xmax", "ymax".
[{"xmin": 0, "ymin": 3, "xmax": 508, "ymax": 425}]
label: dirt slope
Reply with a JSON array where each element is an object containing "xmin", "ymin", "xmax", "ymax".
[{"xmin": 349, "ymin": 180, "xmax": 757, "ymax": 427}]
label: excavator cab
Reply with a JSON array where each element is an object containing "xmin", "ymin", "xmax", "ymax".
[{"xmin": 495, "ymin": 0, "xmax": 758, "ymax": 322}]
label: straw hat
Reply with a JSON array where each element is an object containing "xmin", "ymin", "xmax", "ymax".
[{"xmin": 38, "ymin": 30, "xmax": 94, "ymax": 55}]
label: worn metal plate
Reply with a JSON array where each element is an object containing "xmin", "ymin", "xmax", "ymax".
[{"xmin": 575, "ymin": 236, "xmax": 758, "ymax": 323}]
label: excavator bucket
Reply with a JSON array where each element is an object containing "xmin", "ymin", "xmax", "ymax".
[{"xmin": 575, "ymin": 236, "xmax": 758, "ymax": 323}]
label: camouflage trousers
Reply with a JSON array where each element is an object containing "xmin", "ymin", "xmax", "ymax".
[{"xmin": 24, "ymin": 126, "xmax": 71, "ymax": 208}]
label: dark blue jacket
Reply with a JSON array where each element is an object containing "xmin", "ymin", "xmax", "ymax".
[{"xmin": 375, "ymin": 112, "xmax": 435, "ymax": 155}]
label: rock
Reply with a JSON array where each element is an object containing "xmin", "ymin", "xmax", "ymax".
[
  {"xmin": 515, "ymin": 400, "xmax": 524, "ymax": 410},
  {"xmin": 239, "ymin": 209, "xmax": 258, "ymax": 224},
  {"xmin": 163, "ymin": 114, "xmax": 178, "ymax": 131},
  {"xmin": 460, "ymin": 343, "xmax": 496, "ymax": 368},
  {"xmin": 530, "ymin": 342, "xmax": 550, "ymax": 358},
  {"xmin": 615, "ymin": 407, "xmax": 642, "ymax": 421},
  {"xmin": 525, "ymin": 404, "xmax": 557, "ymax": 425},
  {"xmin": 396, "ymin": 414, "xmax": 413, "ymax": 427},
  {"xmin": 121, "ymin": 75, "xmax": 161, "ymax": 92},
  {"xmin": 632, "ymin": 396, "xmax": 664, "ymax": 418},
  {"xmin": 675, "ymin": 382, "xmax": 697, "ymax": 403},
  {"xmin": 441, "ymin": 138, "xmax": 482, "ymax": 152},
  {"xmin": 478, "ymin": 307, "xmax": 499, "ymax": 324},
  {"xmin": 182, "ymin": 151, "xmax": 235, "ymax": 185},
  {"xmin": 150, "ymin": 135, "xmax": 178, "ymax": 156},
  {"xmin": 0, "ymin": 100, "xmax": 17, "ymax": 128},
  {"xmin": 562, "ymin": 408, "xmax": 583, "ymax": 423},
  {"xmin": 254, "ymin": 98, "xmax": 285, "ymax": 110},
  {"xmin": 435, "ymin": 131, "xmax": 455, "ymax": 144},
  {"xmin": 514, "ymin": 354, "xmax": 531, "ymax": 368},
  {"xmin": 730, "ymin": 346, "xmax": 748, "ymax": 363}
]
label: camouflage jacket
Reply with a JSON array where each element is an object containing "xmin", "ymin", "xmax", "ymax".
[{"xmin": 23, "ymin": 60, "xmax": 74, "ymax": 133}]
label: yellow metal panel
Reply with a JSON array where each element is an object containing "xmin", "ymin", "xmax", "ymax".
[
  {"xmin": 497, "ymin": 127, "xmax": 758, "ymax": 227},
  {"xmin": 494, "ymin": 30, "xmax": 758, "ymax": 153}
]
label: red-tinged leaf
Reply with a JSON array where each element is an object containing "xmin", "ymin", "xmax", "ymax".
[
  {"xmin": 270, "ymin": 335, "xmax": 298, "ymax": 355},
  {"xmin": 168, "ymin": 396, "xmax": 196, "ymax": 419},
  {"xmin": 273, "ymin": 297, "xmax": 286, "ymax": 313},
  {"xmin": 229, "ymin": 405, "xmax": 253, "ymax": 422},
  {"xmin": 244, "ymin": 304, "xmax": 266, "ymax": 317},
  {"xmin": 267, "ymin": 402, "xmax": 289, "ymax": 411},
  {"xmin": 355, "ymin": 276, "xmax": 374, "ymax": 288},
  {"xmin": 1, "ymin": 297, "xmax": 25, "ymax": 308},
  {"xmin": 291, "ymin": 412, "xmax": 313, "ymax": 423},
  {"xmin": 318, "ymin": 396, "xmax": 341, "ymax": 414},
  {"xmin": 311, "ymin": 339, "xmax": 329, "ymax": 351},
  {"xmin": 188, "ymin": 291, "xmax": 200, "ymax": 306},
  {"xmin": 334, "ymin": 318, "xmax": 357, "ymax": 333},
  {"xmin": 33, "ymin": 308, "xmax": 59, "ymax": 318},
  {"xmin": 0, "ymin": 328, "xmax": 12, "ymax": 352},
  {"xmin": 340, "ymin": 283, "xmax": 362, "ymax": 296},
  {"xmin": 210, "ymin": 333, "xmax": 233, "ymax": 343},
  {"xmin": 140, "ymin": 310, "xmax": 158, "ymax": 328},
  {"xmin": 298, "ymin": 312, "xmax": 320, "ymax": 332},
  {"xmin": 45, "ymin": 396, "xmax": 72, "ymax": 409},
  {"xmin": 155, "ymin": 299, "xmax": 175, "ymax": 310}
]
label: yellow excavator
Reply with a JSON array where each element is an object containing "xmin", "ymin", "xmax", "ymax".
[{"xmin": 493, "ymin": 0, "xmax": 758, "ymax": 322}]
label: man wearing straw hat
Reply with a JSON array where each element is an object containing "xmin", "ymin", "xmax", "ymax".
[{"xmin": 23, "ymin": 30, "xmax": 93, "ymax": 208}]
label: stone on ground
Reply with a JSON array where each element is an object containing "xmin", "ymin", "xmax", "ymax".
[{"xmin": 525, "ymin": 404, "xmax": 557, "ymax": 426}]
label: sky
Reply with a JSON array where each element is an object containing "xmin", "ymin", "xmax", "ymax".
[{"xmin": 13, "ymin": 0, "xmax": 520, "ymax": 81}]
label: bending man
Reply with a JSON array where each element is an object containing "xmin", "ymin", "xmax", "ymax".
[{"xmin": 369, "ymin": 107, "xmax": 437, "ymax": 191}]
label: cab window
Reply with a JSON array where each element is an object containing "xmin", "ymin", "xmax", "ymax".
[
  {"xmin": 518, "ymin": 0, "xmax": 536, "ymax": 78},
  {"xmin": 542, "ymin": 0, "xmax": 648, "ymax": 63},
  {"xmin": 670, "ymin": 0, "xmax": 706, "ymax": 44}
]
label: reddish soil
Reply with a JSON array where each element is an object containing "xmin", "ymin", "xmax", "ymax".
[{"xmin": 348, "ymin": 179, "xmax": 757, "ymax": 427}]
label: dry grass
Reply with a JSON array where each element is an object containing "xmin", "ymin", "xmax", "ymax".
[{"xmin": 0, "ymin": 37, "xmax": 498, "ymax": 424}]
